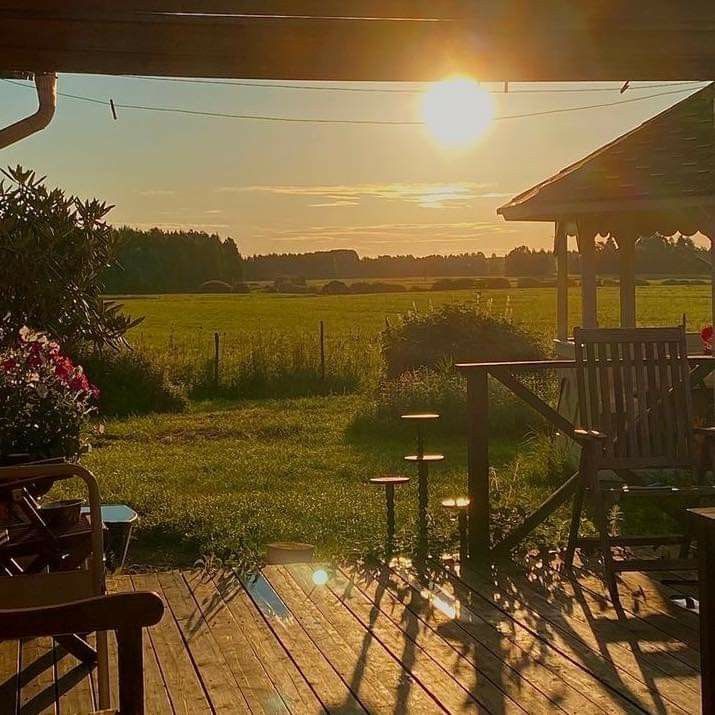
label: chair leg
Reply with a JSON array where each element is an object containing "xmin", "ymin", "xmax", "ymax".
[
  {"xmin": 564, "ymin": 485, "xmax": 584, "ymax": 571},
  {"xmin": 593, "ymin": 491, "xmax": 620, "ymax": 606},
  {"xmin": 96, "ymin": 630, "xmax": 111, "ymax": 710}
]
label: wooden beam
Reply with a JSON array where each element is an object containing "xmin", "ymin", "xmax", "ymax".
[
  {"xmin": 616, "ymin": 232, "xmax": 637, "ymax": 328},
  {"xmin": 576, "ymin": 224, "xmax": 598, "ymax": 329},
  {"xmin": 1, "ymin": 4, "xmax": 714, "ymax": 79},
  {"xmin": 555, "ymin": 222, "xmax": 568, "ymax": 341},
  {"xmin": 466, "ymin": 369, "xmax": 489, "ymax": 567}
]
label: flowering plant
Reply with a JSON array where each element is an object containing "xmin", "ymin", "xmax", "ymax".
[
  {"xmin": 701, "ymin": 325, "xmax": 713, "ymax": 355},
  {"xmin": 0, "ymin": 327, "xmax": 99, "ymax": 460}
]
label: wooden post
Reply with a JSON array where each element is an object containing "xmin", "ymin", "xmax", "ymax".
[
  {"xmin": 617, "ymin": 232, "xmax": 637, "ymax": 327},
  {"xmin": 577, "ymin": 224, "xmax": 598, "ymax": 328},
  {"xmin": 466, "ymin": 369, "xmax": 489, "ymax": 567},
  {"xmin": 688, "ymin": 508, "xmax": 715, "ymax": 715},
  {"xmin": 555, "ymin": 221, "xmax": 569, "ymax": 341},
  {"xmin": 213, "ymin": 332, "xmax": 220, "ymax": 388},
  {"xmin": 319, "ymin": 320, "xmax": 326, "ymax": 381}
]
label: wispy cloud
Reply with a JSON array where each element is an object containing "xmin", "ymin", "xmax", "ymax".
[
  {"xmin": 126, "ymin": 221, "xmax": 230, "ymax": 231},
  {"xmin": 138, "ymin": 189, "xmax": 176, "ymax": 197},
  {"xmin": 218, "ymin": 182, "xmax": 511, "ymax": 209}
]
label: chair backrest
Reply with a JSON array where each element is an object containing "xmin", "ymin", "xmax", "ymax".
[{"xmin": 573, "ymin": 326, "xmax": 695, "ymax": 469}]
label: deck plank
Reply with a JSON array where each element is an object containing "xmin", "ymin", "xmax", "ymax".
[
  {"xmin": 507, "ymin": 564, "xmax": 701, "ymax": 706},
  {"xmin": 456, "ymin": 566, "xmax": 689, "ymax": 714},
  {"xmin": 238, "ymin": 570, "xmax": 366, "ymax": 713},
  {"xmin": 0, "ymin": 638, "xmax": 19, "ymax": 715},
  {"xmin": 270, "ymin": 564, "xmax": 441, "ymax": 714},
  {"xmin": 184, "ymin": 569, "xmax": 291, "ymax": 714},
  {"xmin": 343, "ymin": 563, "xmax": 598, "ymax": 715},
  {"xmin": 210, "ymin": 570, "xmax": 325, "ymax": 714},
  {"xmin": 158, "ymin": 570, "xmax": 248, "ymax": 713},
  {"xmin": 18, "ymin": 638, "xmax": 56, "ymax": 715},
  {"xmin": 53, "ymin": 642, "xmax": 94, "ymax": 715},
  {"xmin": 131, "ymin": 572, "xmax": 212, "ymax": 715}
]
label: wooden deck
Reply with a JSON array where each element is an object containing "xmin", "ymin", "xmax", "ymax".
[{"xmin": 0, "ymin": 559, "xmax": 702, "ymax": 714}]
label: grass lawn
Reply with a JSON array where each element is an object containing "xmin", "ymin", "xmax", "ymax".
[
  {"xmin": 78, "ymin": 284, "xmax": 708, "ymax": 565},
  {"xmin": 80, "ymin": 394, "xmax": 520, "ymax": 566}
]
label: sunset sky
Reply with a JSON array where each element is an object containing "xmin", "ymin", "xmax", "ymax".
[{"xmin": 0, "ymin": 76, "xmax": 706, "ymax": 257}]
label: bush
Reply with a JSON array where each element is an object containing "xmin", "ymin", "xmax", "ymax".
[
  {"xmin": 475, "ymin": 277, "xmax": 511, "ymax": 289},
  {"xmin": 431, "ymin": 278, "xmax": 475, "ymax": 291},
  {"xmin": 233, "ymin": 282, "xmax": 251, "ymax": 294},
  {"xmin": 199, "ymin": 280, "xmax": 233, "ymax": 293},
  {"xmin": 0, "ymin": 166, "xmax": 141, "ymax": 351},
  {"xmin": 322, "ymin": 280, "xmax": 350, "ymax": 295},
  {"xmin": 349, "ymin": 282, "xmax": 407, "ymax": 294},
  {"xmin": 352, "ymin": 366, "xmax": 544, "ymax": 438},
  {"xmin": 78, "ymin": 350, "xmax": 188, "ymax": 416},
  {"xmin": 381, "ymin": 301, "xmax": 547, "ymax": 378},
  {"xmin": 273, "ymin": 276, "xmax": 313, "ymax": 294}
]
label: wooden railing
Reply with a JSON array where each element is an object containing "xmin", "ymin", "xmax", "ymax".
[{"xmin": 456, "ymin": 355, "xmax": 715, "ymax": 564}]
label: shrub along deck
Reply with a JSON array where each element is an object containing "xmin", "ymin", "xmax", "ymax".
[{"xmin": 1, "ymin": 560, "xmax": 700, "ymax": 713}]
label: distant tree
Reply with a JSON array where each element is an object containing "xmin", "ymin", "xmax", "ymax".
[{"xmin": 504, "ymin": 246, "xmax": 553, "ymax": 276}]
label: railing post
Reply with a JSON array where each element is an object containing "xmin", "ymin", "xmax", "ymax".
[
  {"xmin": 467, "ymin": 368, "xmax": 490, "ymax": 567},
  {"xmin": 689, "ymin": 507, "xmax": 715, "ymax": 715}
]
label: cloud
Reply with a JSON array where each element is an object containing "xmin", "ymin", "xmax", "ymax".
[
  {"xmin": 126, "ymin": 221, "xmax": 230, "ymax": 231},
  {"xmin": 138, "ymin": 189, "xmax": 176, "ymax": 197},
  {"xmin": 218, "ymin": 182, "xmax": 510, "ymax": 209}
]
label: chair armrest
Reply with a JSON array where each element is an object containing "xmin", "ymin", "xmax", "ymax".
[
  {"xmin": 0, "ymin": 591, "xmax": 164, "ymax": 640},
  {"xmin": 695, "ymin": 426, "xmax": 715, "ymax": 440}
]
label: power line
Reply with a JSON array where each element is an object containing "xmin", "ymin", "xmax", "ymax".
[
  {"xmin": 124, "ymin": 75, "xmax": 703, "ymax": 95},
  {"xmin": 1, "ymin": 79, "xmax": 706, "ymax": 126}
]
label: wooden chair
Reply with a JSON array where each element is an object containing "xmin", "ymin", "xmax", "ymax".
[
  {"xmin": 0, "ymin": 591, "xmax": 164, "ymax": 715},
  {"xmin": 564, "ymin": 326, "xmax": 715, "ymax": 604},
  {"xmin": 0, "ymin": 463, "xmax": 111, "ymax": 707}
]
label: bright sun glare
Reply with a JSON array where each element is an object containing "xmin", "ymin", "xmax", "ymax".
[{"xmin": 422, "ymin": 77, "xmax": 494, "ymax": 148}]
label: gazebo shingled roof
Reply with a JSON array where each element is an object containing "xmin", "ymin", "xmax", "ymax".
[
  {"xmin": 496, "ymin": 84, "xmax": 715, "ymax": 336},
  {"xmin": 498, "ymin": 83, "xmax": 715, "ymax": 223}
]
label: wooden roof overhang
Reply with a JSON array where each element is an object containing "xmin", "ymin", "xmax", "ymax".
[
  {"xmin": 498, "ymin": 84, "xmax": 715, "ymax": 239},
  {"xmin": 1, "ymin": 2, "xmax": 715, "ymax": 81}
]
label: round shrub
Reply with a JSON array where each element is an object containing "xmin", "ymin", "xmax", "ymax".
[
  {"xmin": 233, "ymin": 282, "xmax": 251, "ymax": 294},
  {"xmin": 431, "ymin": 278, "xmax": 476, "ymax": 291},
  {"xmin": 78, "ymin": 350, "xmax": 188, "ymax": 416},
  {"xmin": 476, "ymin": 277, "xmax": 511, "ymax": 289},
  {"xmin": 199, "ymin": 280, "xmax": 233, "ymax": 293},
  {"xmin": 322, "ymin": 280, "xmax": 350, "ymax": 295},
  {"xmin": 349, "ymin": 281, "xmax": 407, "ymax": 294},
  {"xmin": 381, "ymin": 302, "xmax": 547, "ymax": 378}
]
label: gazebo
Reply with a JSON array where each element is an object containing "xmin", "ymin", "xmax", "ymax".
[{"xmin": 497, "ymin": 82, "xmax": 715, "ymax": 348}]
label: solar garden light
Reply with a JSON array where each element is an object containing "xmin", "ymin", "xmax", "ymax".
[
  {"xmin": 402, "ymin": 413, "xmax": 443, "ymax": 521},
  {"xmin": 369, "ymin": 475, "xmax": 410, "ymax": 553},
  {"xmin": 441, "ymin": 497, "xmax": 471, "ymax": 565}
]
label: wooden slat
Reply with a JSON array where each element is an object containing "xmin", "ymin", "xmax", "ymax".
[
  {"xmin": 609, "ymin": 341, "xmax": 626, "ymax": 457},
  {"xmin": 585, "ymin": 342, "xmax": 600, "ymax": 431},
  {"xmin": 656, "ymin": 341, "xmax": 677, "ymax": 457},
  {"xmin": 183, "ymin": 570, "xmax": 290, "ymax": 714},
  {"xmin": 596, "ymin": 342, "xmax": 614, "ymax": 457},
  {"xmin": 631, "ymin": 341, "xmax": 652, "ymax": 457},
  {"xmin": 265, "ymin": 565, "xmax": 439, "ymax": 713},
  {"xmin": 644, "ymin": 341, "xmax": 661, "ymax": 452},
  {"xmin": 159, "ymin": 571, "xmax": 248, "ymax": 713},
  {"xmin": 620, "ymin": 340, "xmax": 638, "ymax": 456},
  {"xmin": 131, "ymin": 572, "xmax": 213, "ymax": 715},
  {"xmin": 0, "ymin": 639, "xmax": 19, "ymax": 715},
  {"xmin": 18, "ymin": 637, "xmax": 57, "ymax": 715},
  {"xmin": 209, "ymin": 570, "xmax": 323, "ymax": 713},
  {"xmin": 239, "ymin": 571, "xmax": 366, "ymax": 713},
  {"xmin": 341, "ymin": 564, "xmax": 597, "ymax": 714}
]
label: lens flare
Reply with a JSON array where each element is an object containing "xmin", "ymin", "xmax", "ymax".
[{"xmin": 312, "ymin": 568, "xmax": 329, "ymax": 586}]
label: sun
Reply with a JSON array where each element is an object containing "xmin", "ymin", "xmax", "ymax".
[{"xmin": 422, "ymin": 77, "xmax": 494, "ymax": 148}]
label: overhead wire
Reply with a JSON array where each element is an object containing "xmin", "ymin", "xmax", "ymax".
[{"xmin": 1, "ymin": 78, "xmax": 707, "ymax": 126}]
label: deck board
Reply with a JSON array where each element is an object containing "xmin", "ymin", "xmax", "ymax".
[{"xmin": 1, "ymin": 561, "xmax": 705, "ymax": 714}]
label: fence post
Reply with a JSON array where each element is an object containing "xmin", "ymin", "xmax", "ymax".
[
  {"xmin": 213, "ymin": 332, "xmax": 220, "ymax": 388},
  {"xmin": 320, "ymin": 321, "xmax": 326, "ymax": 381}
]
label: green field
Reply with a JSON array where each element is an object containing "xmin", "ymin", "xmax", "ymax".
[
  {"xmin": 124, "ymin": 285, "xmax": 712, "ymax": 348},
  {"xmin": 79, "ymin": 285, "xmax": 709, "ymax": 567}
]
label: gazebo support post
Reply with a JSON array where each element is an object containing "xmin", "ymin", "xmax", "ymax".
[
  {"xmin": 576, "ymin": 223, "xmax": 598, "ymax": 328},
  {"xmin": 616, "ymin": 232, "xmax": 637, "ymax": 327},
  {"xmin": 555, "ymin": 221, "xmax": 569, "ymax": 340}
]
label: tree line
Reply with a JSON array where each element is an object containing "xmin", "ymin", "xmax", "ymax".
[{"xmin": 100, "ymin": 228, "xmax": 710, "ymax": 293}]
